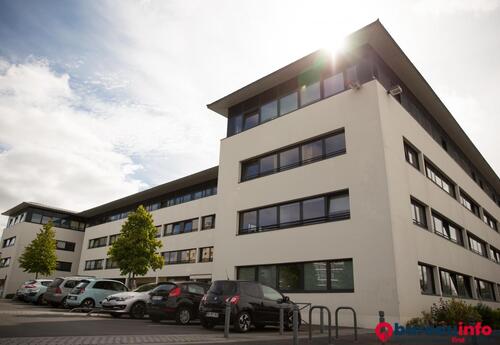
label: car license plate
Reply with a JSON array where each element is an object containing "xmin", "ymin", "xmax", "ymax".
[
  {"xmin": 206, "ymin": 312, "xmax": 219, "ymax": 318},
  {"xmin": 152, "ymin": 296, "xmax": 163, "ymax": 301}
]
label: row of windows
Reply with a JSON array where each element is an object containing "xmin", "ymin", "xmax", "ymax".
[
  {"xmin": 162, "ymin": 247, "xmax": 214, "ymax": 265},
  {"xmin": 89, "ymin": 181, "xmax": 217, "ymax": 227},
  {"xmin": 56, "ymin": 261, "xmax": 72, "ymax": 272},
  {"xmin": 237, "ymin": 259, "xmax": 354, "ymax": 293},
  {"xmin": 0, "ymin": 257, "xmax": 11, "ymax": 268},
  {"xmin": 163, "ymin": 215, "xmax": 215, "ymax": 236},
  {"xmin": 404, "ymin": 141, "xmax": 498, "ymax": 233},
  {"xmin": 56, "ymin": 240, "xmax": 75, "ymax": 252},
  {"xmin": 89, "ymin": 236, "xmax": 108, "ymax": 249},
  {"xmin": 30, "ymin": 211, "xmax": 86, "ymax": 232},
  {"xmin": 84, "ymin": 259, "xmax": 104, "ymax": 271},
  {"xmin": 241, "ymin": 130, "xmax": 346, "ymax": 182},
  {"xmin": 2, "ymin": 237, "xmax": 16, "ymax": 248},
  {"xmin": 418, "ymin": 263, "xmax": 497, "ymax": 301},
  {"xmin": 6, "ymin": 212, "xmax": 26, "ymax": 228},
  {"xmin": 411, "ymin": 198, "xmax": 500, "ymax": 264},
  {"xmin": 239, "ymin": 190, "xmax": 350, "ymax": 235},
  {"xmin": 227, "ymin": 63, "xmax": 359, "ymax": 137},
  {"xmin": 376, "ymin": 51, "xmax": 498, "ymax": 206}
]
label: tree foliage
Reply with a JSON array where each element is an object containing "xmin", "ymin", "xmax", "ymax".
[
  {"xmin": 18, "ymin": 222, "xmax": 57, "ymax": 279},
  {"xmin": 107, "ymin": 205, "xmax": 164, "ymax": 280}
]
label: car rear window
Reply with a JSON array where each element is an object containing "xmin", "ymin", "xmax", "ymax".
[
  {"xmin": 208, "ymin": 281, "xmax": 237, "ymax": 295},
  {"xmin": 41, "ymin": 281, "xmax": 52, "ymax": 287},
  {"xmin": 74, "ymin": 280, "xmax": 91, "ymax": 289},
  {"xmin": 50, "ymin": 278, "xmax": 64, "ymax": 287},
  {"xmin": 151, "ymin": 283, "xmax": 175, "ymax": 293},
  {"xmin": 64, "ymin": 280, "xmax": 81, "ymax": 288}
]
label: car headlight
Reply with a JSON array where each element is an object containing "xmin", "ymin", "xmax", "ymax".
[{"xmin": 115, "ymin": 296, "xmax": 133, "ymax": 301}]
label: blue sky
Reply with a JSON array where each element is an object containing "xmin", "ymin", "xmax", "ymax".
[{"xmin": 0, "ymin": 0, "xmax": 499, "ymax": 226}]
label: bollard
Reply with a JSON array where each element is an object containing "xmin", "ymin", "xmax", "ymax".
[
  {"xmin": 293, "ymin": 304, "xmax": 299, "ymax": 345},
  {"xmin": 279, "ymin": 305, "xmax": 284, "ymax": 335},
  {"xmin": 224, "ymin": 301, "xmax": 231, "ymax": 338},
  {"xmin": 320, "ymin": 309, "xmax": 324, "ymax": 334}
]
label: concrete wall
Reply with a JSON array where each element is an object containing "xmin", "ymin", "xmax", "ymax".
[
  {"xmin": 0, "ymin": 222, "xmax": 84, "ymax": 296},
  {"xmin": 213, "ymin": 81, "xmax": 401, "ymax": 327},
  {"xmin": 77, "ymin": 195, "xmax": 217, "ymax": 281}
]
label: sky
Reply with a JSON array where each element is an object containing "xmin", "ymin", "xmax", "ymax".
[{"xmin": 0, "ymin": 0, "xmax": 499, "ymax": 228}]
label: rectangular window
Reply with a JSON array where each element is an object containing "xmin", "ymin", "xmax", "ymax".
[
  {"xmin": 56, "ymin": 240, "xmax": 76, "ymax": 252},
  {"xmin": 88, "ymin": 236, "xmax": 108, "ymax": 249},
  {"xmin": 483, "ymin": 211, "xmax": 498, "ymax": 232},
  {"xmin": 227, "ymin": 114, "xmax": 243, "ymax": 136},
  {"xmin": 410, "ymin": 198, "xmax": 427, "ymax": 228},
  {"xmin": 241, "ymin": 130, "xmax": 345, "ymax": 181},
  {"xmin": 108, "ymin": 234, "xmax": 119, "ymax": 245},
  {"xmin": 279, "ymin": 92, "xmax": 298, "ymax": 116},
  {"xmin": 105, "ymin": 258, "xmax": 119, "ymax": 269},
  {"xmin": 418, "ymin": 263, "xmax": 435, "ymax": 294},
  {"xmin": 201, "ymin": 215, "xmax": 216, "ymax": 230},
  {"xmin": 439, "ymin": 269, "xmax": 472, "ymax": 298},
  {"xmin": 199, "ymin": 247, "xmax": 214, "ymax": 262},
  {"xmin": 404, "ymin": 142, "xmax": 420, "ymax": 170},
  {"xmin": 475, "ymin": 279, "xmax": 496, "ymax": 301},
  {"xmin": 164, "ymin": 218, "xmax": 199, "ymax": 236},
  {"xmin": 260, "ymin": 100, "xmax": 278, "ymax": 123},
  {"xmin": 432, "ymin": 213, "xmax": 463, "ymax": 246},
  {"xmin": 243, "ymin": 111, "xmax": 259, "ymax": 130},
  {"xmin": 489, "ymin": 246, "xmax": 500, "ymax": 263},
  {"xmin": 237, "ymin": 259, "xmax": 353, "ymax": 293},
  {"xmin": 425, "ymin": 161, "xmax": 456, "ymax": 198},
  {"xmin": 55, "ymin": 261, "xmax": 72, "ymax": 272},
  {"xmin": 299, "ymin": 76, "xmax": 321, "ymax": 106},
  {"xmin": 323, "ymin": 73, "xmax": 345, "ymax": 97},
  {"xmin": 2, "ymin": 236, "xmax": 16, "ymax": 248},
  {"xmin": 467, "ymin": 233, "xmax": 487, "ymax": 257},
  {"xmin": 163, "ymin": 249, "xmax": 197, "ymax": 265},
  {"xmin": 84, "ymin": 259, "xmax": 104, "ymax": 271},
  {"xmin": 0, "ymin": 257, "xmax": 11, "ymax": 268},
  {"xmin": 459, "ymin": 190, "xmax": 480, "ymax": 217},
  {"xmin": 239, "ymin": 191, "xmax": 349, "ymax": 234},
  {"xmin": 31, "ymin": 213, "xmax": 42, "ymax": 224},
  {"xmin": 155, "ymin": 225, "xmax": 162, "ymax": 238}
]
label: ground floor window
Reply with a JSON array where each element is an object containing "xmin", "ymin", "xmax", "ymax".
[
  {"xmin": 237, "ymin": 258, "xmax": 353, "ymax": 293},
  {"xmin": 418, "ymin": 263, "xmax": 435, "ymax": 295}
]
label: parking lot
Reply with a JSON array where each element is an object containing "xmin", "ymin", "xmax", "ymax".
[{"xmin": 0, "ymin": 299, "xmax": 374, "ymax": 345}]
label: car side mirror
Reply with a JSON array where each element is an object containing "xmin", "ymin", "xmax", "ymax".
[{"xmin": 281, "ymin": 296, "xmax": 290, "ymax": 303}]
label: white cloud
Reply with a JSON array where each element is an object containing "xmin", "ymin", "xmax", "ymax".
[{"xmin": 413, "ymin": 0, "xmax": 500, "ymax": 15}]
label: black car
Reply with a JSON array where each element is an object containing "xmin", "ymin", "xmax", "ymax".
[
  {"xmin": 147, "ymin": 281, "xmax": 209, "ymax": 324},
  {"xmin": 199, "ymin": 280, "xmax": 300, "ymax": 333}
]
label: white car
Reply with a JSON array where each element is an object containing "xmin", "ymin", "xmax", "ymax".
[{"xmin": 101, "ymin": 283, "xmax": 160, "ymax": 319}]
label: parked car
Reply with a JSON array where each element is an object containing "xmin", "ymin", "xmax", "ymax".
[
  {"xmin": 44, "ymin": 276, "xmax": 93, "ymax": 307},
  {"xmin": 15, "ymin": 280, "xmax": 38, "ymax": 301},
  {"xmin": 66, "ymin": 278, "xmax": 128, "ymax": 309},
  {"xmin": 146, "ymin": 281, "xmax": 209, "ymax": 324},
  {"xmin": 23, "ymin": 279, "xmax": 53, "ymax": 304},
  {"xmin": 199, "ymin": 280, "xmax": 300, "ymax": 333},
  {"xmin": 102, "ymin": 282, "xmax": 160, "ymax": 319}
]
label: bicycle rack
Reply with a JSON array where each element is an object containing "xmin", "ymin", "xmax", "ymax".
[
  {"xmin": 335, "ymin": 306, "xmax": 358, "ymax": 341},
  {"xmin": 308, "ymin": 305, "xmax": 333, "ymax": 345}
]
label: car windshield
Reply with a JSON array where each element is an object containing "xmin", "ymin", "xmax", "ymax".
[
  {"xmin": 134, "ymin": 283, "xmax": 156, "ymax": 292},
  {"xmin": 208, "ymin": 281, "xmax": 237, "ymax": 295}
]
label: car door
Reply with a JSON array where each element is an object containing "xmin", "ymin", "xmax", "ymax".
[
  {"xmin": 260, "ymin": 285, "xmax": 283, "ymax": 323},
  {"xmin": 240, "ymin": 282, "xmax": 265, "ymax": 321},
  {"xmin": 92, "ymin": 281, "xmax": 109, "ymax": 305}
]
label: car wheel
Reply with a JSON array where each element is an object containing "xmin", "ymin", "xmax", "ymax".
[
  {"xmin": 110, "ymin": 313, "xmax": 122, "ymax": 318},
  {"xmin": 234, "ymin": 311, "xmax": 252, "ymax": 333},
  {"xmin": 175, "ymin": 306, "xmax": 192, "ymax": 325},
  {"xmin": 81, "ymin": 298, "xmax": 95, "ymax": 310},
  {"xmin": 200, "ymin": 317, "xmax": 215, "ymax": 329},
  {"xmin": 130, "ymin": 302, "xmax": 146, "ymax": 319}
]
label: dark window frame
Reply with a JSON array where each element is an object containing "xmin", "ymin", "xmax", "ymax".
[
  {"xmin": 404, "ymin": 140, "xmax": 420, "ymax": 170},
  {"xmin": 162, "ymin": 248, "xmax": 197, "ymax": 265},
  {"xmin": 475, "ymin": 278, "xmax": 496, "ymax": 302},
  {"xmin": 418, "ymin": 262, "xmax": 436, "ymax": 295},
  {"xmin": 56, "ymin": 240, "xmax": 76, "ymax": 252},
  {"xmin": 410, "ymin": 198, "xmax": 427, "ymax": 229},
  {"xmin": 424, "ymin": 159, "xmax": 456, "ymax": 198},
  {"xmin": 199, "ymin": 246, "xmax": 214, "ymax": 263},
  {"xmin": 238, "ymin": 190, "xmax": 350, "ymax": 235},
  {"xmin": 467, "ymin": 232, "xmax": 487, "ymax": 257},
  {"xmin": 459, "ymin": 189, "xmax": 480, "ymax": 218},
  {"xmin": 431, "ymin": 212, "xmax": 464, "ymax": 246},
  {"xmin": 236, "ymin": 258, "xmax": 354, "ymax": 293},
  {"xmin": 240, "ymin": 129, "xmax": 346, "ymax": 182},
  {"xmin": 439, "ymin": 268, "xmax": 473, "ymax": 299},
  {"xmin": 201, "ymin": 214, "xmax": 216, "ymax": 230},
  {"xmin": 84, "ymin": 259, "xmax": 104, "ymax": 271},
  {"xmin": 2, "ymin": 236, "xmax": 16, "ymax": 248},
  {"xmin": 88, "ymin": 236, "xmax": 108, "ymax": 249},
  {"xmin": 482, "ymin": 210, "xmax": 498, "ymax": 232},
  {"xmin": 55, "ymin": 261, "xmax": 72, "ymax": 272},
  {"xmin": 163, "ymin": 218, "xmax": 199, "ymax": 236}
]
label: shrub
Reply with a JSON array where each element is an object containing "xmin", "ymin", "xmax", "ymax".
[
  {"xmin": 4, "ymin": 294, "xmax": 15, "ymax": 299},
  {"xmin": 474, "ymin": 303, "xmax": 500, "ymax": 329},
  {"xmin": 431, "ymin": 299, "xmax": 481, "ymax": 326},
  {"xmin": 406, "ymin": 311, "xmax": 433, "ymax": 327}
]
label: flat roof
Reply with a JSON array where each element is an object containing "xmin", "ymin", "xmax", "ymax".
[
  {"xmin": 3, "ymin": 166, "xmax": 219, "ymax": 218},
  {"xmin": 207, "ymin": 20, "xmax": 500, "ymax": 193}
]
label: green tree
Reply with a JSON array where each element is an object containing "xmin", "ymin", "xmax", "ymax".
[
  {"xmin": 19, "ymin": 222, "xmax": 57, "ymax": 279},
  {"xmin": 108, "ymin": 205, "xmax": 164, "ymax": 287}
]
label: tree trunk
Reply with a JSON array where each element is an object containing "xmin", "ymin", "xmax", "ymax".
[{"xmin": 35, "ymin": 272, "xmax": 38, "ymax": 279}]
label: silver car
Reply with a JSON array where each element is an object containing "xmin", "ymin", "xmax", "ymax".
[
  {"xmin": 23, "ymin": 279, "xmax": 52, "ymax": 304},
  {"xmin": 44, "ymin": 276, "xmax": 92, "ymax": 307},
  {"xmin": 101, "ymin": 283, "xmax": 159, "ymax": 319}
]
